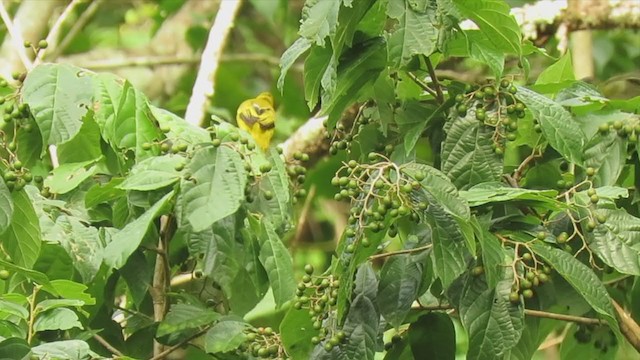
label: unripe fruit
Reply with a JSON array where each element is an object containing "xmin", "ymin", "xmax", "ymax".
[
  {"xmin": 38, "ymin": 40, "xmax": 48, "ymax": 49},
  {"xmin": 0, "ymin": 269, "xmax": 9, "ymax": 280},
  {"xmin": 509, "ymin": 292, "xmax": 520, "ymax": 303},
  {"xmin": 522, "ymin": 289, "xmax": 534, "ymax": 299},
  {"xmin": 304, "ymin": 264, "xmax": 314, "ymax": 275}
]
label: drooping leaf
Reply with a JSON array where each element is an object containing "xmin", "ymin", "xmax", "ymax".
[
  {"xmin": 34, "ymin": 308, "xmax": 83, "ymax": 332},
  {"xmin": 280, "ymin": 307, "xmax": 317, "ymax": 360},
  {"xmin": 516, "ymin": 86, "xmax": 586, "ymax": 164},
  {"xmin": 55, "ymin": 215, "xmax": 103, "ymax": 282},
  {"xmin": 588, "ymin": 209, "xmax": 640, "ymax": 275},
  {"xmin": 441, "ymin": 111, "xmax": 503, "ymax": 189},
  {"xmin": 583, "ymin": 132, "xmax": 626, "ymax": 186},
  {"xmin": 21, "ymin": 64, "xmax": 94, "ymax": 147},
  {"xmin": 477, "ymin": 227, "xmax": 507, "ymax": 288},
  {"xmin": 157, "ymin": 303, "xmax": 221, "ymax": 338},
  {"xmin": 1, "ymin": 189, "xmax": 41, "ymax": 268},
  {"xmin": 179, "ymin": 146, "xmax": 246, "ymax": 232},
  {"xmin": 459, "ymin": 272, "xmax": 524, "ymax": 360},
  {"xmin": 453, "ymin": 0, "xmax": 521, "ymax": 55},
  {"xmin": 529, "ymin": 243, "xmax": 618, "ymax": 327},
  {"xmin": 446, "ymin": 30, "xmax": 504, "ymax": 79},
  {"xmin": 377, "ymin": 254, "xmax": 424, "ymax": 328},
  {"xmin": 258, "ymin": 218, "xmax": 296, "ymax": 308},
  {"xmin": 0, "ymin": 179, "xmax": 13, "ymax": 234},
  {"xmin": 103, "ymin": 191, "xmax": 173, "ymax": 269},
  {"xmin": 408, "ymin": 313, "xmax": 456, "ymax": 360},
  {"xmin": 386, "ymin": 0, "xmax": 437, "ymax": 67},
  {"xmin": 278, "ymin": 37, "xmax": 312, "ymax": 91}
]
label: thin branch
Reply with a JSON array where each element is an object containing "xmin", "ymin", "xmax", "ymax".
[
  {"xmin": 414, "ymin": 303, "xmax": 605, "ymax": 325},
  {"xmin": 512, "ymin": 148, "xmax": 542, "ymax": 183},
  {"xmin": 406, "ymin": 71, "xmax": 438, "ymax": 99},
  {"xmin": 93, "ymin": 333, "xmax": 124, "ymax": 357},
  {"xmin": 148, "ymin": 327, "xmax": 210, "ymax": 360},
  {"xmin": 0, "ymin": 1, "xmax": 33, "ymax": 70},
  {"xmin": 369, "ymin": 244, "xmax": 433, "ymax": 261},
  {"xmin": 613, "ymin": 299, "xmax": 640, "ymax": 352},
  {"xmin": 46, "ymin": 0, "xmax": 104, "ymax": 61},
  {"xmin": 292, "ymin": 185, "xmax": 316, "ymax": 253},
  {"xmin": 33, "ymin": 0, "xmax": 84, "ymax": 66},
  {"xmin": 424, "ymin": 56, "xmax": 444, "ymax": 104},
  {"xmin": 151, "ymin": 215, "xmax": 175, "ymax": 357},
  {"xmin": 184, "ymin": 0, "xmax": 243, "ymax": 127},
  {"xmin": 70, "ymin": 53, "xmax": 287, "ymax": 70}
]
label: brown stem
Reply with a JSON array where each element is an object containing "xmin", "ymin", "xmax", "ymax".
[
  {"xmin": 148, "ymin": 327, "xmax": 210, "ymax": 360},
  {"xmin": 93, "ymin": 333, "xmax": 124, "ymax": 357},
  {"xmin": 150, "ymin": 215, "xmax": 176, "ymax": 358},
  {"xmin": 424, "ymin": 56, "xmax": 444, "ymax": 104},
  {"xmin": 612, "ymin": 300, "xmax": 640, "ymax": 352}
]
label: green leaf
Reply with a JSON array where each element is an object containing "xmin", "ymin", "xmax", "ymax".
[
  {"xmin": 529, "ymin": 243, "xmax": 618, "ymax": 327},
  {"xmin": 246, "ymin": 148, "xmax": 292, "ymax": 229},
  {"xmin": 258, "ymin": 218, "xmax": 295, "ymax": 308},
  {"xmin": 409, "ymin": 313, "xmax": 456, "ymax": 360},
  {"xmin": 403, "ymin": 100, "xmax": 448, "ymax": 155},
  {"xmin": 151, "ymin": 105, "xmax": 210, "ymax": 144},
  {"xmin": 0, "ymin": 179, "xmax": 12, "ymax": 234},
  {"xmin": 459, "ymin": 273, "xmax": 524, "ymax": 360},
  {"xmin": 31, "ymin": 340, "xmax": 93, "ymax": 360},
  {"xmin": 303, "ymin": 45, "xmax": 332, "ymax": 110},
  {"xmin": 0, "ymin": 259, "xmax": 57, "ymax": 295},
  {"xmin": 516, "ymin": 86, "xmax": 586, "ymax": 164},
  {"xmin": 588, "ymin": 209, "xmax": 640, "ymax": 275},
  {"xmin": 120, "ymin": 251, "xmax": 151, "ymax": 307},
  {"xmin": 299, "ymin": 0, "xmax": 340, "ymax": 46},
  {"xmin": 377, "ymin": 254, "xmax": 424, "ymax": 328},
  {"xmin": 179, "ymin": 146, "xmax": 246, "ymax": 232},
  {"xmin": 441, "ymin": 112, "xmax": 503, "ymax": 189},
  {"xmin": 34, "ymin": 308, "xmax": 83, "ymax": 332},
  {"xmin": 280, "ymin": 307, "xmax": 316, "ymax": 360},
  {"xmin": 157, "ymin": 303, "xmax": 220, "ymax": 337},
  {"xmin": 460, "ymin": 182, "xmax": 562, "ymax": 209},
  {"xmin": 0, "ymin": 299, "xmax": 29, "ymax": 320},
  {"xmin": 453, "ymin": 0, "xmax": 521, "ymax": 55},
  {"xmin": 55, "ymin": 215, "xmax": 103, "ymax": 282},
  {"xmin": 477, "ymin": 227, "xmax": 507, "ymax": 288},
  {"xmin": 386, "ymin": 0, "xmax": 437, "ymax": 67},
  {"xmin": 85, "ymin": 178, "xmax": 125, "ymax": 208},
  {"xmin": 0, "ymin": 338, "xmax": 31, "ymax": 360},
  {"xmin": 118, "ymin": 154, "xmax": 184, "ymax": 191},
  {"xmin": 103, "ymin": 191, "xmax": 173, "ymax": 269},
  {"xmin": 1, "ymin": 189, "xmax": 41, "ymax": 268},
  {"xmin": 535, "ymin": 51, "xmax": 575, "ymax": 85},
  {"xmin": 583, "ymin": 132, "xmax": 626, "ymax": 186},
  {"xmin": 278, "ymin": 37, "xmax": 312, "ymax": 91},
  {"xmin": 35, "ymin": 299, "xmax": 84, "ymax": 313},
  {"xmin": 49, "ymin": 280, "xmax": 95, "ymax": 305},
  {"xmin": 44, "ymin": 158, "xmax": 101, "ymax": 194},
  {"xmin": 204, "ymin": 317, "xmax": 248, "ymax": 354},
  {"xmin": 21, "ymin": 64, "xmax": 93, "ymax": 146},
  {"xmin": 57, "ymin": 113, "xmax": 103, "ymax": 163}
]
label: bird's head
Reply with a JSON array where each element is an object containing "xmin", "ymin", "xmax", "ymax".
[{"xmin": 256, "ymin": 92, "xmax": 274, "ymax": 105}]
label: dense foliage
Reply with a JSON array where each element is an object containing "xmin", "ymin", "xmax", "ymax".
[{"xmin": 0, "ymin": 0, "xmax": 638, "ymax": 359}]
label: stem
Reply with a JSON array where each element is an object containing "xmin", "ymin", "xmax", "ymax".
[
  {"xmin": 93, "ymin": 333, "xmax": 124, "ymax": 357},
  {"xmin": 369, "ymin": 244, "xmax": 433, "ymax": 261},
  {"xmin": 33, "ymin": 0, "xmax": 84, "ymax": 66},
  {"xmin": 148, "ymin": 327, "xmax": 210, "ymax": 360},
  {"xmin": 0, "ymin": 1, "xmax": 33, "ymax": 70},
  {"xmin": 151, "ymin": 215, "xmax": 176, "ymax": 358},
  {"xmin": 71, "ymin": 53, "xmax": 285, "ymax": 70},
  {"xmin": 292, "ymin": 185, "xmax": 316, "ymax": 253},
  {"xmin": 46, "ymin": 0, "xmax": 104, "ymax": 61},
  {"xmin": 424, "ymin": 56, "xmax": 444, "ymax": 104},
  {"xmin": 184, "ymin": 0, "xmax": 243, "ymax": 127},
  {"xmin": 406, "ymin": 71, "xmax": 439, "ymax": 99},
  {"xmin": 612, "ymin": 299, "xmax": 640, "ymax": 352},
  {"xmin": 27, "ymin": 285, "xmax": 41, "ymax": 344}
]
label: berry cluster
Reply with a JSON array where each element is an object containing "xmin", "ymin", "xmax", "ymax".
[
  {"xmin": 241, "ymin": 326, "xmax": 287, "ymax": 359},
  {"xmin": 293, "ymin": 264, "xmax": 346, "ymax": 351},
  {"xmin": 326, "ymin": 107, "xmax": 374, "ymax": 156},
  {"xmin": 331, "ymin": 156, "xmax": 427, "ymax": 252},
  {"xmin": 598, "ymin": 118, "xmax": 640, "ymax": 142},
  {"xmin": 454, "ymin": 79, "xmax": 526, "ymax": 155},
  {"xmin": 1, "ymin": 98, "xmax": 38, "ymax": 193}
]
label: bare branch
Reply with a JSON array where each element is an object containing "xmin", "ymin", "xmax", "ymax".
[
  {"xmin": 33, "ymin": 0, "xmax": 84, "ymax": 67},
  {"xmin": 0, "ymin": 1, "xmax": 33, "ymax": 71},
  {"xmin": 184, "ymin": 0, "xmax": 243, "ymax": 127},
  {"xmin": 46, "ymin": 0, "xmax": 105, "ymax": 61}
]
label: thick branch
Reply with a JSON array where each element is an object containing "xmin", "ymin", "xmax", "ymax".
[{"xmin": 184, "ymin": 0, "xmax": 243, "ymax": 126}]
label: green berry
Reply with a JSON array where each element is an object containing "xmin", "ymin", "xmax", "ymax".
[
  {"xmin": 509, "ymin": 292, "xmax": 520, "ymax": 303},
  {"xmin": 522, "ymin": 289, "xmax": 534, "ymax": 299},
  {"xmin": 536, "ymin": 232, "xmax": 546, "ymax": 240},
  {"xmin": 304, "ymin": 264, "xmax": 314, "ymax": 275},
  {"xmin": 0, "ymin": 269, "xmax": 9, "ymax": 280},
  {"xmin": 590, "ymin": 194, "xmax": 599, "ymax": 204},
  {"xmin": 38, "ymin": 40, "xmax": 48, "ymax": 49},
  {"xmin": 471, "ymin": 266, "xmax": 484, "ymax": 276}
]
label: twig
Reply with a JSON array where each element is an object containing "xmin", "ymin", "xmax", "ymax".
[
  {"xmin": 26, "ymin": 285, "xmax": 41, "ymax": 344},
  {"xmin": 184, "ymin": 0, "xmax": 243, "ymax": 127},
  {"xmin": 424, "ymin": 56, "xmax": 444, "ymax": 104},
  {"xmin": 93, "ymin": 333, "xmax": 124, "ymax": 357},
  {"xmin": 406, "ymin": 72, "xmax": 438, "ymax": 99},
  {"xmin": 512, "ymin": 148, "xmax": 542, "ymax": 183},
  {"xmin": 150, "ymin": 215, "xmax": 176, "ymax": 358},
  {"xmin": 0, "ymin": 1, "xmax": 33, "ymax": 70},
  {"xmin": 612, "ymin": 299, "xmax": 640, "ymax": 352},
  {"xmin": 292, "ymin": 185, "xmax": 316, "ymax": 253},
  {"xmin": 413, "ymin": 303, "xmax": 605, "ymax": 325},
  {"xmin": 33, "ymin": 0, "xmax": 84, "ymax": 66},
  {"xmin": 148, "ymin": 327, "xmax": 210, "ymax": 360},
  {"xmin": 369, "ymin": 244, "xmax": 433, "ymax": 261},
  {"xmin": 71, "ymin": 53, "xmax": 287, "ymax": 70},
  {"xmin": 46, "ymin": 0, "xmax": 104, "ymax": 61}
]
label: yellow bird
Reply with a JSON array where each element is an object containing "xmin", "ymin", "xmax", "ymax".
[{"xmin": 236, "ymin": 92, "xmax": 276, "ymax": 151}]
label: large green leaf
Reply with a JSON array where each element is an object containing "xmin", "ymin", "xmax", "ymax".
[
  {"xmin": 118, "ymin": 154, "xmax": 185, "ymax": 191},
  {"xmin": 55, "ymin": 215, "xmax": 103, "ymax": 282},
  {"xmin": 441, "ymin": 112, "xmax": 503, "ymax": 189},
  {"xmin": 1, "ymin": 190, "xmax": 41, "ymax": 268},
  {"xmin": 103, "ymin": 191, "xmax": 173, "ymax": 269},
  {"xmin": 246, "ymin": 148, "xmax": 292, "ymax": 230},
  {"xmin": 0, "ymin": 259, "xmax": 57, "ymax": 295},
  {"xmin": 477, "ymin": 227, "xmax": 507, "ymax": 288},
  {"xmin": 377, "ymin": 254, "xmax": 424, "ymax": 328},
  {"xmin": 258, "ymin": 218, "xmax": 295, "ymax": 308},
  {"xmin": 386, "ymin": 0, "xmax": 437, "ymax": 67},
  {"xmin": 204, "ymin": 316, "xmax": 248, "ymax": 354},
  {"xmin": 179, "ymin": 146, "xmax": 246, "ymax": 232},
  {"xmin": 280, "ymin": 307, "xmax": 316, "ymax": 360},
  {"xmin": 21, "ymin": 63, "xmax": 94, "ymax": 146},
  {"xmin": 453, "ymin": 0, "xmax": 521, "ymax": 55},
  {"xmin": 516, "ymin": 86, "xmax": 586, "ymax": 164},
  {"xmin": 535, "ymin": 51, "xmax": 575, "ymax": 86},
  {"xmin": 157, "ymin": 303, "xmax": 220, "ymax": 338},
  {"xmin": 447, "ymin": 30, "xmax": 504, "ymax": 79},
  {"xmin": 299, "ymin": 0, "xmax": 340, "ymax": 46},
  {"xmin": 588, "ymin": 209, "xmax": 640, "ymax": 275},
  {"xmin": 31, "ymin": 340, "xmax": 94, "ymax": 360},
  {"xmin": 0, "ymin": 179, "xmax": 12, "ymax": 234},
  {"xmin": 303, "ymin": 45, "xmax": 332, "ymax": 110},
  {"xmin": 459, "ymin": 273, "xmax": 524, "ymax": 360},
  {"xmin": 34, "ymin": 308, "xmax": 83, "ymax": 332},
  {"xmin": 44, "ymin": 158, "xmax": 101, "ymax": 194},
  {"xmin": 460, "ymin": 182, "xmax": 562, "ymax": 210},
  {"xmin": 409, "ymin": 313, "xmax": 456, "ymax": 360},
  {"xmin": 583, "ymin": 132, "xmax": 626, "ymax": 186},
  {"xmin": 278, "ymin": 37, "xmax": 312, "ymax": 91},
  {"xmin": 529, "ymin": 243, "xmax": 618, "ymax": 327}
]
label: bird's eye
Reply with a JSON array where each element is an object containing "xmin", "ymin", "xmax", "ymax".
[{"xmin": 256, "ymin": 107, "xmax": 265, "ymax": 115}]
